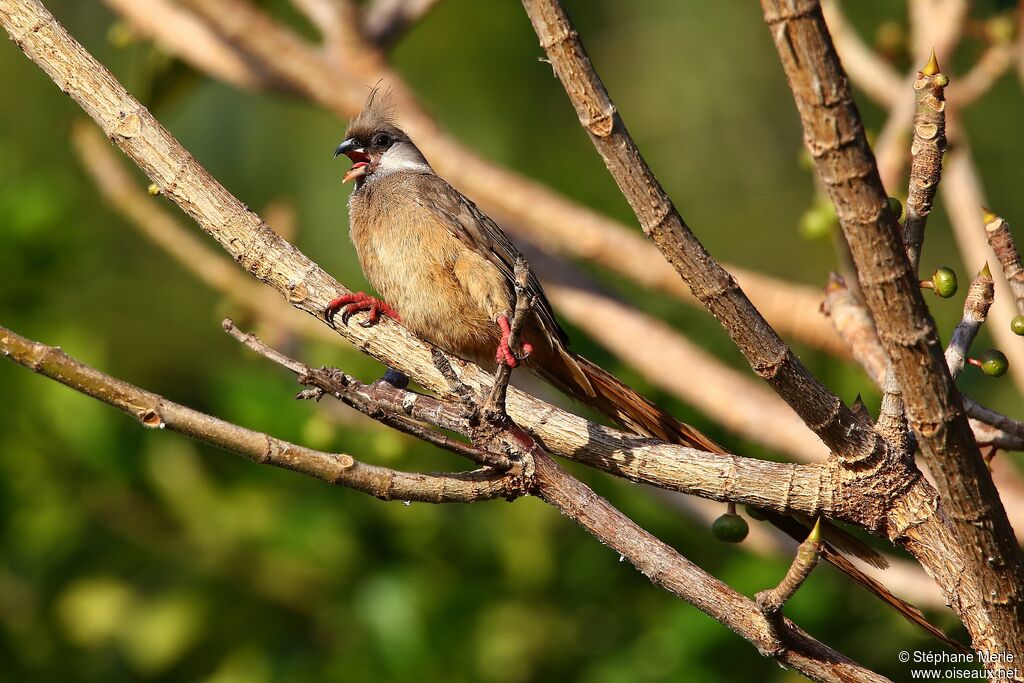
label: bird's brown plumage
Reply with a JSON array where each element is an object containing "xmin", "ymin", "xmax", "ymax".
[{"xmin": 334, "ymin": 91, "xmax": 963, "ymax": 652}]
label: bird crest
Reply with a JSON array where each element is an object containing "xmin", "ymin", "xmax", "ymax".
[{"xmin": 344, "ymin": 83, "xmax": 399, "ymax": 141}]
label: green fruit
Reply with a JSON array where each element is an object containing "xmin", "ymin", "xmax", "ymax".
[
  {"xmin": 887, "ymin": 197, "xmax": 903, "ymax": 221},
  {"xmin": 1011, "ymin": 315, "xmax": 1024, "ymax": 336},
  {"xmin": 107, "ymin": 22, "xmax": 135, "ymax": 49},
  {"xmin": 711, "ymin": 513, "xmax": 749, "ymax": 543},
  {"xmin": 987, "ymin": 15, "xmax": 1015, "ymax": 45},
  {"xmin": 980, "ymin": 349, "xmax": 1009, "ymax": 377},
  {"xmin": 745, "ymin": 505, "xmax": 770, "ymax": 521},
  {"xmin": 931, "ymin": 267, "xmax": 958, "ymax": 298},
  {"xmin": 799, "ymin": 203, "xmax": 837, "ymax": 240}
]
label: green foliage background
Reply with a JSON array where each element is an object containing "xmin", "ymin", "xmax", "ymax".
[{"xmin": 1, "ymin": 1, "xmax": 1022, "ymax": 681}]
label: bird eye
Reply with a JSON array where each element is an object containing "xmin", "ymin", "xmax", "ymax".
[{"xmin": 373, "ymin": 133, "xmax": 392, "ymax": 148}]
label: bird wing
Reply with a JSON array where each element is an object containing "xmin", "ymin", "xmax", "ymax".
[{"xmin": 414, "ymin": 174, "xmax": 568, "ymax": 348}]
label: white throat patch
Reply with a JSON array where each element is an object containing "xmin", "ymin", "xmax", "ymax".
[{"xmin": 376, "ymin": 141, "xmax": 433, "ymax": 176}]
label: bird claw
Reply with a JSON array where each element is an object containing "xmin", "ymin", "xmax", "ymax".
[
  {"xmin": 326, "ymin": 292, "xmax": 400, "ymax": 328},
  {"xmin": 494, "ymin": 315, "xmax": 533, "ymax": 368}
]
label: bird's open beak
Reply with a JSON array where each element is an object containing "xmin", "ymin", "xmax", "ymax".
[{"xmin": 335, "ymin": 138, "xmax": 371, "ymax": 183}]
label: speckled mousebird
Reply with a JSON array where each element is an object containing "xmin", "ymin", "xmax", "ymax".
[
  {"xmin": 327, "ymin": 88, "xmax": 717, "ymax": 450},
  {"xmin": 326, "ymin": 89, "xmax": 963, "ymax": 651}
]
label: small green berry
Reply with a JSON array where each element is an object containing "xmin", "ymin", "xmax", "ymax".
[
  {"xmin": 798, "ymin": 146, "xmax": 814, "ymax": 171},
  {"xmin": 874, "ymin": 21, "xmax": 905, "ymax": 57},
  {"xmin": 979, "ymin": 349, "xmax": 1009, "ymax": 377},
  {"xmin": 107, "ymin": 21, "xmax": 135, "ymax": 49},
  {"xmin": 745, "ymin": 505, "xmax": 770, "ymax": 521},
  {"xmin": 931, "ymin": 267, "xmax": 958, "ymax": 298},
  {"xmin": 711, "ymin": 513, "xmax": 749, "ymax": 543},
  {"xmin": 799, "ymin": 201, "xmax": 837, "ymax": 240},
  {"xmin": 987, "ymin": 15, "xmax": 1015, "ymax": 45},
  {"xmin": 887, "ymin": 197, "xmax": 903, "ymax": 221},
  {"xmin": 1011, "ymin": 315, "xmax": 1024, "ymax": 336}
]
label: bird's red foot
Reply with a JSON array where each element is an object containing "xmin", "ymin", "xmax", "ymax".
[
  {"xmin": 326, "ymin": 292, "xmax": 400, "ymax": 328},
  {"xmin": 495, "ymin": 315, "xmax": 533, "ymax": 368}
]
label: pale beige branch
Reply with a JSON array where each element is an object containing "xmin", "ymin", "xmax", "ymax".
[
  {"xmin": 103, "ymin": 0, "xmax": 288, "ymax": 92},
  {"xmin": 362, "ymin": 0, "xmax": 442, "ymax": 46},
  {"xmin": 948, "ymin": 42, "xmax": 1015, "ymax": 108}
]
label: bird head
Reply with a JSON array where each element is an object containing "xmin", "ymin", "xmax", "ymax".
[{"xmin": 334, "ymin": 87, "xmax": 431, "ymax": 185}]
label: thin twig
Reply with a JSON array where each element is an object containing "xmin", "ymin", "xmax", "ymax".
[
  {"xmin": 945, "ymin": 265, "xmax": 995, "ymax": 380},
  {"xmin": 223, "ymin": 319, "xmax": 514, "ymax": 471},
  {"xmin": 904, "ymin": 52, "xmax": 948, "ymax": 275},
  {"xmin": 984, "ymin": 210, "xmax": 1024, "ymax": 317},
  {"xmin": 0, "ymin": 324, "xmax": 515, "ymax": 503},
  {"xmin": 756, "ymin": 519, "xmax": 824, "ymax": 622}
]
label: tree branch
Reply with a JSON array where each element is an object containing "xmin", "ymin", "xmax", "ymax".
[
  {"xmin": 945, "ymin": 265, "xmax": 995, "ymax": 380},
  {"xmin": 14, "ymin": 314, "xmax": 887, "ymax": 682},
  {"xmin": 0, "ymin": 324, "xmax": 513, "ymax": 503},
  {"xmin": 756, "ymin": 519, "xmax": 824, "ymax": 625},
  {"xmin": 361, "ymin": 0, "xmax": 442, "ymax": 47},
  {"xmin": 984, "ymin": 210, "xmax": 1024, "ymax": 318},
  {"xmin": 758, "ymin": 0, "xmax": 1024, "ymax": 653},
  {"xmin": 904, "ymin": 53, "xmax": 948, "ymax": 275}
]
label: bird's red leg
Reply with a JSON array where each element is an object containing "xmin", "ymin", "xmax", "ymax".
[
  {"xmin": 495, "ymin": 315, "xmax": 533, "ymax": 368},
  {"xmin": 326, "ymin": 292, "xmax": 400, "ymax": 328}
]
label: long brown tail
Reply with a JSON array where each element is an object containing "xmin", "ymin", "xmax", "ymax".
[
  {"xmin": 536, "ymin": 351, "xmax": 723, "ymax": 452},
  {"xmin": 535, "ymin": 348, "xmax": 966, "ymax": 652}
]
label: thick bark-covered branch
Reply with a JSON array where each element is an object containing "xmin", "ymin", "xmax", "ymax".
[
  {"xmin": 823, "ymin": 275, "xmax": 1024, "ymax": 454},
  {"xmin": 758, "ymin": 0, "xmax": 1024, "ymax": 655}
]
